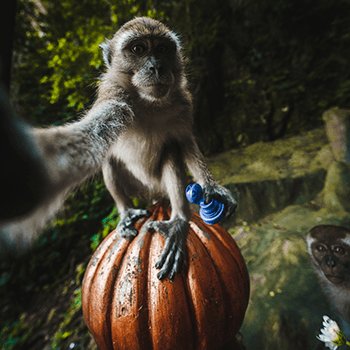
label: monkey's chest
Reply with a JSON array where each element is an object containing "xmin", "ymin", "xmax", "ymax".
[{"xmin": 112, "ymin": 130, "xmax": 166, "ymax": 181}]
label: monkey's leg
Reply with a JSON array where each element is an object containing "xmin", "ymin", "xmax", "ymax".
[
  {"xmin": 147, "ymin": 156, "xmax": 190, "ymax": 280},
  {"xmin": 102, "ymin": 158, "xmax": 150, "ymax": 239}
]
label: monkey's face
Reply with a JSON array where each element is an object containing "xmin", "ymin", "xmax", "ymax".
[
  {"xmin": 307, "ymin": 225, "xmax": 350, "ymax": 285},
  {"xmin": 102, "ymin": 18, "xmax": 184, "ymax": 103},
  {"xmin": 122, "ymin": 36, "xmax": 180, "ymax": 101}
]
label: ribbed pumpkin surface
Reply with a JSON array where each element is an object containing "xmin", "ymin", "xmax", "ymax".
[{"xmin": 82, "ymin": 203, "xmax": 250, "ymax": 350}]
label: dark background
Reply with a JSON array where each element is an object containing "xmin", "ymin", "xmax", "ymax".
[
  {"xmin": 7, "ymin": 0, "xmax": 350, "ymax": 155},
  {"xmin": 1, "ymin": 1, "xmax": 350, "ymax": 349}
]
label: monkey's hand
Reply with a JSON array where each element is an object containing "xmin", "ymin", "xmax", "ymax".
[
  {"xmin": 202, "ymin": 182, "xmax": 237, "ymax": 218},
  {"xmin": 118, "ymin": 209, "xmax": 151, "ymax": 240},
  {"xmin": 147, "ymin": 216, "xmax": 189, "ymax": 281}
]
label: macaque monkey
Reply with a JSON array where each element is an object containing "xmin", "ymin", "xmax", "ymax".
[
  {"xmin": 1, "ymin": 17, "xmax": 236, "ymax": 281},
  {"xmin": 100, "ymin": 17, "xmax": 236, "ymax": 280},
  {"xmin": 307, "ymin": 225, "xmax": 350, "ymax": 337}
]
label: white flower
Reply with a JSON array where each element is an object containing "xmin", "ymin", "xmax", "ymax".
[{"xmin": 317, "ymin": 316, "xmax": 347, "ymax": 349}]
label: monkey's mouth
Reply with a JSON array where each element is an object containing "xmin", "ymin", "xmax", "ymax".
[
  {"xmin": 325, "ymin": 274, "xmax": 344, "ymax": 284},
  {"xmin": 139, "ymin": 83, "xmax": 171, "ymax": 99}
]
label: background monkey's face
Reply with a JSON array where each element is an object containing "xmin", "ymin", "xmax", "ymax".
[
  {"xmin": 103, "ymin": 17, "xmax": 183, "ymax": 103},
  {"xmin": 307, "ymin": 225, "xmax": 350, "ymax": 285}
]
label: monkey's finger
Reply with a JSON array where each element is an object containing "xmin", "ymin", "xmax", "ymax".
[
  {"xmin": 155, "ymin": 236, "xmax": 174, "ymax": 269},
  {"xmin": 203, "ymin": 193, "xmax": 212, "ymax": 205},
  {"xmin": 118, "ymin": 223, "xmax": 138, "ymax": 239},
  {"xmin": 168, "ymin": 249, "xmax": 185, "ymax": 281},
  {"xmin": 157, "ymin": 268, "xmax": 168, "ymax": 281},
  {"xmin": 226, "ymin": 199, "xmax": 238, "ymax": 217},
  {"xmin": 146, "ymin": 220, "xmax": 161, "ymax": 231},
  {"xmin": 121, "ymin": 230, "xmax": 138, "ymax": 240},
  {"xmin": 157, "ymin": 247, "xmax": 175, "ymax": 280},
  {"xmin": 147, "ymin": 221, "xmax": 171, "ymax": 239}
]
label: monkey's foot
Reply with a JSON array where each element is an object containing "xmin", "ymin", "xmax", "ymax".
[
  {"xmin": 118, "ymin": 209, "xmax": 150, "ymax": 240},
  {"xmin": 202, "ymin": 182, "xmax": 237, "ymax": 218},
  {"xmin": 147, "ymin": 217, "xmax": 189, "ymax": 281}
]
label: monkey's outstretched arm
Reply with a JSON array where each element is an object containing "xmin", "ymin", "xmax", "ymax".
[
  {"xmin": 0, "ymin": 99, "xmax": 134, "ymax": 256},
  {"xmin": 0, "ymin": 85, "xmax": 48, "ymax": 220},
  {"xmin": 34, "ymin": 101, "xmax": 133, "ymax": 196},
  {"xmin": 184, "ymin": 138, "xmax": 237, "ymax": 218}
]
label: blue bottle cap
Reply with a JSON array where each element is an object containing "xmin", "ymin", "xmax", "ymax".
[
  {"xmin": 199, "ymin": 198, "xmax": 226, "ymax": 225},
  {"xmin": 186, "ymin": 183, "xmax": 203, "ymax": 205},
  {"xmin": 186, "ymin": 183, "xmax": 226, "ymax": 225}
]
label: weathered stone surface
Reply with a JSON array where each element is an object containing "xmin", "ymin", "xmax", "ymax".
[
  {"xmin": 323, "ymin": 161, "xmax": 350, "ymax": 212},
  {"xmin": 212, "ymin": 125, "xmax": 350, "ymax": 350},
  {"xmin": 225, "ymin": 169, "xmax": 327, "ymax": 225},
  {"xmin": 208, "ymin": 128, "xmax": 334, "ymax": 226},
  {"xmin": 323, "ymin": 108, "xmax": 350, "ymax": 163},
  {"xmin": 233, "ymin": 204, "xmax": 350, "ymax": 350}
]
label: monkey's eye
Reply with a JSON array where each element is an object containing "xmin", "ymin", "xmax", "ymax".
[
  {"xmin": 316, "ymin": 245, "xmax": 326, "ymax": 252},
  {"xmin": 333, "ymin": 246, "xmax": 345, "ymax": 254},
  {"xmin": 131, "ymin": 44, "xmax": 147, "ymax": 55},
  {"xmin": 156, "ymin": 43, "xmax": 170, "ymax": 54}
]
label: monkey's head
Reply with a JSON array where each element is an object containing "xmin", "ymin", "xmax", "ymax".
[
  {"xmin": 307, "ymin": 225, "xmax": 350, "ymax": 285},
  {"xmin": 100, "ymin": 17, "xmax": 184, "ymax": 103}
]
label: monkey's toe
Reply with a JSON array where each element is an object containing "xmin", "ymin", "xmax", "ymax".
[
  {"xmin": 156, "ymin": 244, "xmax": 185, "ymax": 281},
  {"xmin": 158, "ymin": 247, "xmax": 185, "ymax": 281},
  {"xmin": 118, "ymin": 222, "xmax": 138, "ymax": 240},
  {"xmin": 118, "ymin": 208, "xmax": 151, "ymax": 240},
  {"xmin": 149, "ymin": 218, "xmax": 188, "ymax": 280}
]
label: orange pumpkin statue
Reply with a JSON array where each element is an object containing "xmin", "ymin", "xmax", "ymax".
[{"xmin": 82, "ymin": 203, "xmax": 250, "ymax": 350}]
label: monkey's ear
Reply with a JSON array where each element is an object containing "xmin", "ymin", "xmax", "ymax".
[{"xmin": 99, "ymin": 39, "xmax": 113, "ymax": 69}]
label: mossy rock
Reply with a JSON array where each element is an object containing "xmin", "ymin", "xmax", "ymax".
[
  {"xmin": 233, "ymin": 204, "xmax": 350, "ymax": 350},
  {"xmin": 225, "ymin": 169, "xmax": 327, "ymax": 225},
  {"xmin": 323, "ymin": 108, "xmax": 350, "ymax": 162},
  {"xmin": 207, "ymin": 128, "xmax": 330, "ymax": 185},
  {"xmin": 323, "ymin": 161, "xmax": 350, "ymax": 212},
  {"xmin": 208, "ymin": 128, "xmax": 334, "ymax": 225}
]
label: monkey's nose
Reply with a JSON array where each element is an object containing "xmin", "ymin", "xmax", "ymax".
[
  {"xmin": 149, "ymin": 65, "xmax": 162, "ymax": 75},
  {"xmin": 325, "ymin": 256, "xmax": 336, "ymax": 268},
  {"xmin": 148, "ymin": 58, "xmax": 162, "ymax": 76}
]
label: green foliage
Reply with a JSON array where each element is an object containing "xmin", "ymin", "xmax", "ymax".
[
  {"xmin": 12, "ymin": 0, "xmax": 350, "ymax": 151},
  {"xmin": 224, "ymin": 0, "xmax": 350, "ymax": 144},
  {"xmin": 6, "ymin": 1, "xmax": 350, "ymax": 346},
  {"xmin": 90, "ymin": 197, "xmax": 150, "ymax": 251},
  {"xmin": 51, "ymin": 287, "xmax": 82, "ymax": 349},
  {"xmin": 168, "ymin": 0, "xmax": 350, "ymax": 153},
  {"xmin": 37, "ymin": 0, "xmax": 116, "ymax": 112},
  {"xmin": 0, "ymin": 315, "xmax": 36, "ymax": 350},
  {"xmin": 13, "ymin": 0, "xmax": 169, "ymax": 126},
  {"xmin": 90, "ymin": 205, "xmax": 119, "ymax": 251},
  {"xmin": 0, "ymin": 177, "xmax": 114, "ymax": 343}
]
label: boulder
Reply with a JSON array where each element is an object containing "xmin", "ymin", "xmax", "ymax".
[
  {"xmin": 323, "ymin": 109, "xmax": 350, "ymax": 163},
  {"xmin": 323, "ymin": 161, "xmax": 350, "ymax": 212}
]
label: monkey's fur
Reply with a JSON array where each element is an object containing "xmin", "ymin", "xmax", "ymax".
[
  {"xmin": 100, "ymin": 17, "xmax": 236, "ymax": 279},
  {"xmin": 307, "ymin": 225, "xmax": 350, "ymax": 337},
  {"xmin": 0, "ymin": 17, "xmax": 236, "ymax": 280}
]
